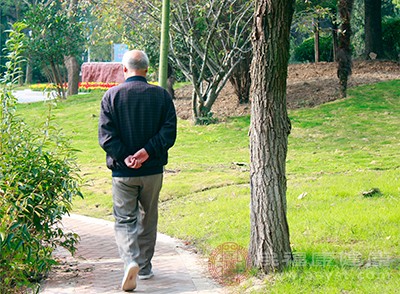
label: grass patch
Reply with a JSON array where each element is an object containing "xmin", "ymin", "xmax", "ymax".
[{"xmin": 17, "ymin": 80, "xmax": 400, "ymax": 292}]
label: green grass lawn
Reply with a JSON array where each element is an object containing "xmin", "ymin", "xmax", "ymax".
[{"xmin": 17, "ymin": 80, "xmax": 400, "ymax": 293}]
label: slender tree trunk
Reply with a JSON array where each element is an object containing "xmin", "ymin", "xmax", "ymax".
[
  {"xmin": 337, "ymin": 0, "xmax": 354, "ymax": 98},
  {"xmin": 159, "ymin": 0, "xmax": 170, "ymax": 89},
  {"xmin": 249, "ymin": 0, "xmax": 294, "ymax": 273},
  {"xmin": 192, "ymin": 91, "xmax": 199, "ymax": 122},
  {"xmin": 332, "ymin": 14, "xmax": 339, "ymax": 62},
  {"xmin": 364, "ymin": 0, "xmax": 383, "ymax": 59},
  {"xmin": 314, "ymin": 18, "xmax": 320, "ymax": 62},
  {"xmin": 167, "ymin": 62, "xmax": 175, "ymax": 99},
  {"xmin": 25, "ymin": 59, "xmax": 32, "ymax": 85}
]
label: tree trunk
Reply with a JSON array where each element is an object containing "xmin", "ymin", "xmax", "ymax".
[
  {"xmin": 229, "ymin": 51, "xmax": 252, "ymax": 104},
  {"xmin": 25, "ymin": 59, "xmax": 32, "ymax": 85},
  {"xmin": 49, "ymin": 61, "xmax": 66, "ymax": 100},
  {"xmin": 64, "ymin": 55, "xmax": 79, "ymax": 96},
  {"xmin": 332, "ymin": 15, "xmax": 339, "ymax": 62},
  {"xmin": 314, "ymin": 18, "xmax": 320, "ymax": 62},
  {"xmin": 249, "ymin": 0, "xmax": 294, "ymax": 273},
  {"xmin": 337, "ymin": 0, "xmax": 354, "ymax": 98},
  {"xmin": 64, "ymin": 0, "xmax": 80, "ymax": 96},
  {"xmin": 158, "ymin": 0, "xmax": 170, "ymax": 89},
  {"xmin": 364, "ymin": 0, "xmax": 383, "ymax": 59},
  {"xmin": 167, "ymin": 62, "xmax": 175, "ymax": 100},
  {"xmin": 192, "ymin": 91, "xmax": 201, "ymax": 123}
]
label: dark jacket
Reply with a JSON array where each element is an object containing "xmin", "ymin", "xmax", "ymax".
[{"xmin": 98, "ymin": 76, "xmax": 177, "ymax": 177}]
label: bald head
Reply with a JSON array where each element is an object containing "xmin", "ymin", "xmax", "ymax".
[{"xmin": 122, "ymin": 50, "xmax": 149, "ymax": 78}]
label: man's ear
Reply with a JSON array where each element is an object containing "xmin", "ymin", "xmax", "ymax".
[{"xmin": 123, "ymin": 65, "xmax": 128, "ymax": 73}]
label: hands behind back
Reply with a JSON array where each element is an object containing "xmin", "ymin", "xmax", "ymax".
[{"xmin": 124, "ymin": 148, "xmax": 149, "ymax": 169}]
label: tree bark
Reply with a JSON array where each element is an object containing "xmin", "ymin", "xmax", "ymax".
[
  {"xmin": 364, "ymin": 0, "xmax": 383, "ymax": 59},
  {"xmin": 332, "ymin": 14, "xmax": 339, "ymax": 62},
  {"xmin": 64, "ymin": 55, "xmax": 79, "ymax": 96},
  {"xmin": 249, "ymin": 0, "xmax": 294, "ymax": 273},
  {"xmin": 337, "ymin": 0, "xmax": 354, "ymax": 98},
  {"xmin": 25, "ymin": 59, "xmax": 32, "ymax": 85},
  {"xmin": 49, "ymin": 61, "xmax": 66, "ymax": 99},
  {"xmin": 229, "ymin": 51, "xmax": 252, "ymax": 104},
  {"xmin": 159, "ymin": 0, "xmax": 170, "ymax": 89},
  {"xmin": 64, "ymin": 0, "xmax": 80, "ymax": 96},
  {"xmin": 314, "ymin": 18, "xmax": 320, "ymax": 62},
  {"xmin": 167, "ymin": 62, "xmax": 175, "ymax": 100}
]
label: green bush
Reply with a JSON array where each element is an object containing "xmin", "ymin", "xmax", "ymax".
[
  {"xmin": 0, "ymin": 23, "xmax": 82, "ymax": 293},
  {"xmin": 382, "ymin": 17, "xmax": 400, "ymax": 60},
  {"xmin": 293, "ymin": 35, "xmax": 334, "ymax": 62}
]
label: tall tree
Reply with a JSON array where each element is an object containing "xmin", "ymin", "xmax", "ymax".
[
  {"xmin": 249, "ymin": 0, "xmax": 295, "ymax": 272},
  {"xmin": 64, "ymin": 0, "xmax": 80, "ymax": 96},
  {"xmin": 293, "ymin": 1, "xmax": 338, "ymax": 62},
  {"xmin": 25, "ymin": 1, "xmax": 84, "ymax": 99},
  {"xmin": 364, "ymin": 0, "xmax": 383, "ymax": 58},
  {"xmin": 170, "ymin": 0, "xmax": 252, "ymax": 123},
  {"xmin": 337, "ymin": 0, "xmax": 354, "ymax": 98}
]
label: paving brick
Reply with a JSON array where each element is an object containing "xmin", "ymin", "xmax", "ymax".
[{"xmin": 39, "ymin": 214, "xmax": 224, "ymax": 293}]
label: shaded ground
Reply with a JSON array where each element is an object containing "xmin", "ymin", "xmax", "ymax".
[{"xmin": 174, "ymin": 60, "xmax": 400, "ymax": 120}]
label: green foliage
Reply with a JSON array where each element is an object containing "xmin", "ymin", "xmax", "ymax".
[
  {"xmin": 293, "ymin": 35, "xmax": 334, "ymax": 62},
  {"xmin": 382, "ymin": 17, "xmax": 400, "ymax": 60},
  {"xmin": 26, "ymin": 1, "xmax": 85, "ymax": 64},
  {"xmin": 24, "ymin": 1, "xmax": 85, "ymax": 97},
  {"xmin": 0, "ymin": 22, "xmax": 82, "ymax": 293}
]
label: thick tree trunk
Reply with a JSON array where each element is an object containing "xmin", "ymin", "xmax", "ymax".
[
  {"xmin": 249, "ymin": 0, "xmax": 294, "ymax": 273},
  {"xmin": 64, "ymin": 0, "xmax": 80, "ymax": 96},
  {"xmin": 337, "ymin": 0, "xmax": 354, "ymax": 98},
  {"xmin": 64, "ymin": 55, "xmax": 79, "ymax": 96},
  {"xmin": 364, "ymin": 0, "xmax": 383, "ymax": 59}
]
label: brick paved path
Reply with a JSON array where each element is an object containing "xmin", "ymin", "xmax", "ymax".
[{"xmin": 39, "ymin": 214, "xmax": 223, "ymax": 294}]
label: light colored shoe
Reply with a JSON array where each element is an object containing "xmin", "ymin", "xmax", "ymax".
[
  {"xmin": 138, "ymin": 271, "xmax": 154, "ymax": 280},
  {"xmin": 121, "ymin": 262, "xmax": 139, "ymax": 291}
]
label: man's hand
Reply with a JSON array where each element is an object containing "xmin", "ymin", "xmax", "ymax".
[
  {"xmin": 124, "ymin": 155, "xmax": 137, "ymax": 168},
  {"xmin": 132, "ymin": 148, "xmax": 149, "ymax": 166},
  {"xmin": 124, "ymin": 148, "xmax": 149, "ymax": 169}
]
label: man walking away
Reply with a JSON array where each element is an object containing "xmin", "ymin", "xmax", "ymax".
[{"xmin": 98, "ymin": 50, "xmax": 177, "ymax": 291}]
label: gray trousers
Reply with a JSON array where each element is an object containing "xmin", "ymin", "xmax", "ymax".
[{"xmin": 112, "ymin": 174, "xmax": 163, "ymax": 275}]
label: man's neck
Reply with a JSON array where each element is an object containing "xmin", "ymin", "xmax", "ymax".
[{"xmin": 126, "ymin": 69, "xmax": 147, "ymax": 78}]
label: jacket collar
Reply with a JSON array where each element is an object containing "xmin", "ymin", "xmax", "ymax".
[{"xmin": 125, "ymin": 76, "xmax": 147, "ymax": 83}]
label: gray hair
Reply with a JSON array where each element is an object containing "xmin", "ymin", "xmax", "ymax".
[{"xmin": 122, "ymin": 50, "xmax": 149, "ymax": 70}]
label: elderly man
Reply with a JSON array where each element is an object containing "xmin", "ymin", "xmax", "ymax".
[{"xmin": 98, "ymin": 50, "xmax": 177, "ymax": 291}]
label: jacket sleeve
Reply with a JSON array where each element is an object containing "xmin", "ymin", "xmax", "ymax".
[
  {"xmin": 144, "ymin": 92, "xmax": 177, "ymax": 158},
  {"xmin": 98, "ymin": 94, "xmax": 129, "ymax": 161}
]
